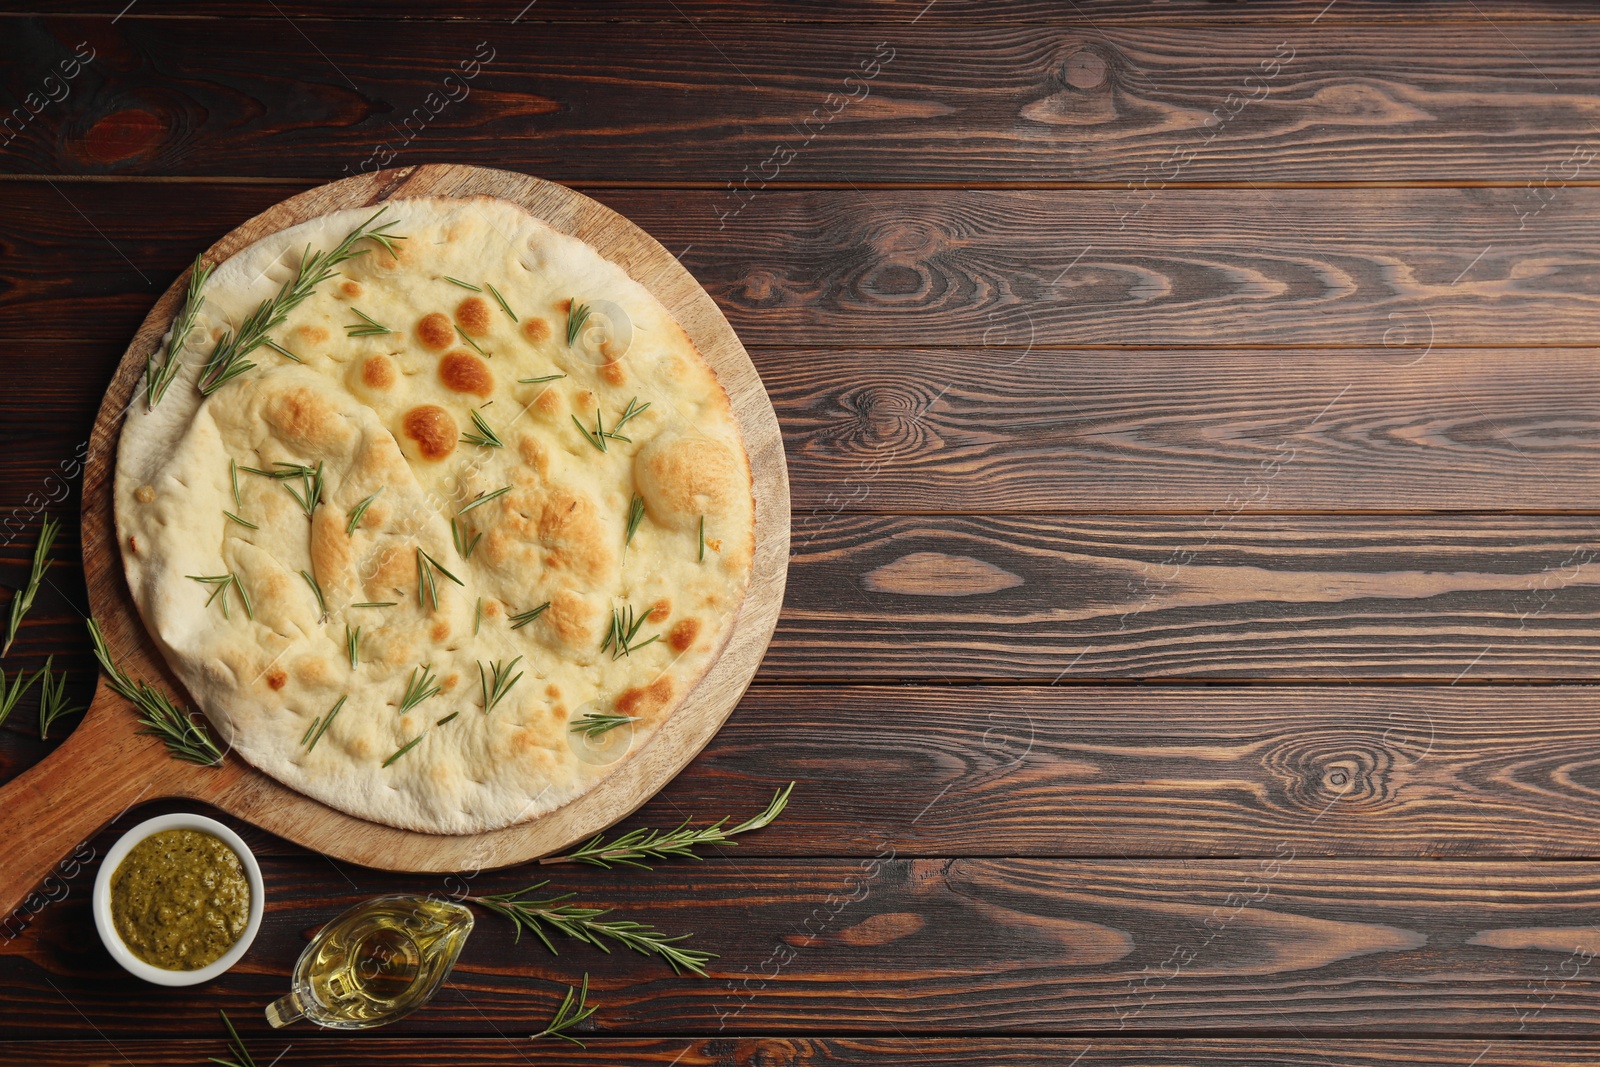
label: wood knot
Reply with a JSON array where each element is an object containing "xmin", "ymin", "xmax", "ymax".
[
  {"xmin": 1063, "ymin": 48, "xmax": 1109, "ymax": 90},
  {"xmin": 1266, "ymin": 735, "xmax": 1396, "ymax": 815}
]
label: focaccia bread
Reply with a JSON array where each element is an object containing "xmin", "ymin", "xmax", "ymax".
[{"xmin": 114, "ymin": 196, "xmax": 754, "ymax": 834}]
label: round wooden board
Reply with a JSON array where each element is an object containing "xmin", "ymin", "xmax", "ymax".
[{"xmin": 0, "ymin": 164, "xmax": 788, "ymax": 914}]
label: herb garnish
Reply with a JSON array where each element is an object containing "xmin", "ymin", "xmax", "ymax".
[
  {"xmin": 416, "ymin": 548, "xmax": 463, "ymax": 611},
  {"xmin": 241, "ymin": 461, "xmax": 323, "ymax": 518},
  {"xmin": 572, "ymin": 411, "xmax": 608, "ymax": 453},
  {"xmin": 565, "ymin": 300, "xmax": 592, "ymax": 347},
  {"xmin": 398, "ymin": 663, "xmax": 441, "ymax": 714},
  {"xmin": 519, "ymin": 372, "xmax": 566, "ymax": 385},
  {"xmin": 444, "ymin": 276, "xmax": 482, "ymax": 291},
  {"xmin": 487, "ymin": 281, "xmax": 518, "ymax": 322},
  {"xmin": 223, "ymin": 510, "xmax": 258, "ymax": 530},
  {"xmin": 461, "ymin": 409, "xmax": 504, "ymax": 448},
  {"xmin": 479, "ymin": 656, "xmax": 524, "ymax": 715},
  {"xmin": 230, "ymin": 458, "xmax": 242, "ymax": 509},
  {"xmin": 346, "ymin": 488, "xmax": 381, "ymax": 535},
  {"xmin": 451, "ymin": 517, "xmax": 481, "ymax": 560},
  {"xmin": 345, "ymin": 307, "xmax": 391, "ymax": 337},
  {"xmin": 304, "ymin": 695, "xmax": 346, "ymax": 752},
  {"xmin": 300, "ymin": 569, "xmax": 328, "ymax": 622},
  {"xmin": 262, "ymin": 337, "xmax": 302, "ymax": 363},
  {"xmin": 35, "ymin": 656, "xmax": 82, "ymax": 740},
  {"xmin": 352, "ymin": 600, "xmax": 397, "ymax": 609},
  {"xmin": 187, "ymin": 572, "xmax": 253, "ymax": 620},
  {"xmin": 199, "ymin": 209, "xmax": 404, "ymax": 394},
  {"xmin": 509, "ymin": 601, "xmax": 550, "ymax": 629},
  {"xmin": 611, "ymin": 396, "xmax": 650, "ymax": 439},
  {"xmin": 459, "ymin": 485, "xmax": 510, "ymax": 515},
  {"xmin": 346, "ymin": 624, "xmax": 360, "ymax": 668},
  {"xmin": 624, "ymin": 494, "xmax": 645, "ymax": 551},
  {"xmin": 0, "ymin": 667, "xmax": 36, "ymax": 729},
  {"xmin": 89, "ymin": 618, "xmax": 222, "ymax": 765},
  {"xmin": 211, "ymin": 1009, "xmax": 260, "ymax": 1067},
  {"xmin": 4, "ymin": 516, "xmax": 58, "ymax": 656},
  {"xmin": 544, "ymin": 783, "xmax": 794, "ymax": 869},
  {"xmin": 383, "ymin": 733, "xmax": 426, "ymax": 768},
  {"xmin": 532, "ymin": 974, "xmax": 597, "ymax": 1047},
  {"xmin": 570, "ymin": 711, "xmax": 637, "ymax": 739},
  {"xmin": 698, "ymin": 516, "xmax": 706, "ymax": 562},
  {"xmin": 455, "ymin": 324, "xmax": 489, "ymax": 357},
  {"xmin": 474, "ymin": 596, "xmax": 484, "ymax": 636},
  {"xmin": 147, "ymin": 255, "xmax": 214, "ymax": 408},
  {"xmin": 468, "ymin": 881, "xmax": 714, "ymax": 976},
  {"xmin": 600, "ymin": 604, "xmax": 658, "ymax": 660}
]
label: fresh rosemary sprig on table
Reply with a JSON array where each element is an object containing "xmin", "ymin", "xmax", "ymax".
[
  {"xmin": 566, "ymin": 299, "xmax": 592, "ymax": 347},
  {"xmin": 199, "ymin": 208, "xmax": 404, "ymax": 394},
  {"xmin": 509, "ymin": 601, "xmax": 550, "ymax": 630},
  {"xmin": 209, "ymin": 1009, "xmax": 259, "ymax": 1067},
  {"xmin": 345, "ymin": 307, "xmax": 392, "ymax": 337},
  {"xmin": 346, "ymin": 488, "xmax": 381, "ymax": 535},
  {"xmin": 461, "ymin": 409, "xmax": 504, "ymax": 448},
  {"xmin": 302, "ymin": 695, "xmax": 346, "ymax": 752},
  {"xmin": 187, "ymin": 572, "xmax": 253, "ymax": 620},
  {"xmin": 455, "ymin": 324, "xmax": 489, "ymax": 357},
  {"xmin": 600, "ymin": 603, "xmax": 658, "ymax": 660},
  {"xmin": 570, "ymin": 711, "xmax": 636, "ymax": 739},
  {"xmin": 146, "ymin": 254, "xmax": 213, "ymax": 408},
  {"xmin": 416, "ymin": 548, "xmax": 463, "ymax": 612},
  {"xmin": 479, "ymin": 656, "xmax": 524, "ymax": 715},
  {"xmin": 0, "ymin": 666, "xmax": 36, "ymax": 728},
  {"xmin": 88, "ymin": 618, "xmax": 222, "ymax": 765},
  {"xmin": 4, "ymin": 515, "xmax": 58, "ymax": 656},
  {"xmin": 532, "ymin": 974, "xmax": 597, "ymax": 1047},
  {"xmin": 35, "ymin": 656, "xmax": 83, "ymax": 740},
  {"xmin": 487, "ymin": 281, "xmax": 518, "ymax": 322},
  {"xmin": 468, "ymin": 881, "xmax": 715, "ymax": 976},
  {"xmin": 544, "ymin": 783, "xmax": 795, "ymax": 869},
  {"xmin": 398, "ymin": 663, "xmax": 441, "ymax": 714},
  {"xmin": 300, "ymin": 569, "xmax": 328, "ymax": 622}
]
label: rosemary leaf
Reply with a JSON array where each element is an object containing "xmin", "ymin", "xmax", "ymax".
[
  {"xmin": 570, "ymin": 711, "xmax": 637, "ymax": 739},
  {"xmin": 4, "ymin": 516, "xmax": 58, "ymax": 656},
  {"xmin": 474, "ymin": 596, "xmax": 484, "ymax": 636},
  {"xmin": 300, "ymin": 569, "xmax": 328, "ymax": 622},
  {"xmin": 600, "ymin": 603, "xmax": 657, "ymax": 660},
  {"xmin": 479, "ymin": 656, "xmax": 524, "ymax": 715},
  {"xmin": 0, "ymin": 666, "xmax": 37, "ymax": 728},
  {"xmin": 509, "ymin": 601, "xmax": 550, "ymax": 630},
  {"xmin": 147, "ymin": 254, "xmax": 214, "ymax": 408},
  {"xmin": 545, "ymin": 783, "xmax": 795, "ymax": 870},
  {"xmin": 444, "ymin": 276, "xmax": 482, "ymax": 291},
  {"xmin": 461, "ymin": 409, "xmax": 504, "ymax": 448},
  {"xmin": 199, "ymin": 209, "xmax": 403, "ymax": 395},
  {"xmin": 571, "ymin": 413, "xmax": 607, "ymax": 453},
  {"xmin": 416, "ymin": 548, "xmax": 463, "ymax": 612},
  {"xmin": 345, "ymin": 307, "xmax": 393, "ymax": 337},
  {"xmin": 451, "ymin": 517, "xmax": 482, "ymax": 561},
  {"xmin": 519, "ymin": 373, "xmax": 566, "ymax": 385},
  {"xmin": 612, "ymin": 396, "xmax": 651, "ymax": 434},
  {"xmin": 230, "ymin": 458, "xmax": 242, "ymax": 509},
  {"xmin": 210, "ymin": 1008, "xmax": 260, "ymax": 1067},
  {"xmin": 455, "ymin": 324, "xmax": 490, "ymax": 357},
  {"xmin": 698, "ymin": 516, "xmax": 705, "ymax": 562},
  {"xmin": 299, "ymin": 715, "xmax": 319, "ymax": 747},
  {"xmin": 458, "ymin": 485, "xmax": 510, "ymax": 515},
  {"xmin": 532, "ymin": 974, "xmax": 597, "ymax": 1047},
  {"xmin": 262, "ymin": 337, "xmax": 303, "ymax": 363},
  {"xmin": 89, "ymin": 618, "xmax": 222, "ymax": 765},
  {"xmin": 435, "ymin": 710, "xmax": 459, "ymax": 727},
  {"xmin": 352, "ymin": 601, "xmax": 397, "ymax": 609},
  {"xmin": 486, "ymin": 281, "xmax": 518, "ymax": 322},
  {"xmin": 565, "ymin": 299, "xmax": 592, "ymax": 347},
  {"xmin": 223, "ymin": 511, "xmax": 258, "ymax": 530},
  {"xmin": 624, "ymin": 494, "xmax": 645, "ymax": 550},
  {"xmin": 346, "ymin": 489, "xmax": 381, "ymax": 535},
  {"xmin": 468, "ymin": 882, "xmax": 716, "ymax": 976},
  {"xmin": 383, "ymin": 732, "xmax": 427, "ymax": 768},
  {"xmin": 399, "ymin": 663, "xmax": 441, "ymax": 714},
  {"xmin": 306, "ymin": 695, "xmax": 346, "ymax": 752},
  {"xmin": 346, "ymin": 623, "xmax": 360, "ymax": 668},
  {"xmin": 35, "ymin": 655, "xmax": 83, "ymax": 740}
]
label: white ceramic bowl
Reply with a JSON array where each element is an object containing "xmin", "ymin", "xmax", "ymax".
[{"xmin": 92, "ymin": 812, "xmax": 264, "ymax": 986}]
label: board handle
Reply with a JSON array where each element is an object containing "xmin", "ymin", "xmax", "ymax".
[{"xmin": 0, "ymin": 685, "xmax": 194, "ymax": 926}]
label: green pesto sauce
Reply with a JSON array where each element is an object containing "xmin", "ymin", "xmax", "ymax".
[{"xmin": 110, "ymin": 829, "xmax": 250, "ymax": 971}]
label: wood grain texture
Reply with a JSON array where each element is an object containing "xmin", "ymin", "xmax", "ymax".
[
  {"xmin": 7, "ymin": 19, "xmax": 1600, "ymax": 183},
  {"xmin": 0, "ymin": 1037, "xmax": 1590, "ymax": 1067},
  {"xmin": 13, "ymin": 183, "xmax": 1600, "ymax": 349},
  {"xmin": 0, "ymin": 163, "xmax": 790, "ymax": 926},
  {"xmin": 13, "ymin": 856, "xmax": 1600, "ymax": 1036},
  {"xmin": 14, "ymin": 339, "xmax": 1600, "ymax": 514}
]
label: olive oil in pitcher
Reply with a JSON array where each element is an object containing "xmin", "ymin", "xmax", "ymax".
[{"xmin": 265, "ymin": 894, "xmax": 473, "ymax": 1030}]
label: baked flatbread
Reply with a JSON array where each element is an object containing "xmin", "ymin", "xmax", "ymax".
[{"xmin": 114, "ymin": 197, "xmax": 754, "ymax": 834}]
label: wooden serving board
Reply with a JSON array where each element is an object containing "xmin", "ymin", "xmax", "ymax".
[{"xmin": 0, "ymin": 165, "xmax": 789, "ymax": 919}]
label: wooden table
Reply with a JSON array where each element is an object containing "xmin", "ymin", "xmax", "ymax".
[{"xmin": 6, "ymin": 2, "xmax": 1600, "ymax": 1063}]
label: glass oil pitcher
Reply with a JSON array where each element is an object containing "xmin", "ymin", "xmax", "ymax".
[{"xmin": 266, "ymin": 894, "xmax": 473, "ymax": 1030}]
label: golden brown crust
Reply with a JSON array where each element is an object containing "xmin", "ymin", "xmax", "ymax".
[
  {"xmin": 455, "ymin": 296, "xmax": 491, "ymax": 336},
  {"xmin": 439, "ymin": 351, "xmax": 494, "ymax": 397},
  {"xmin": 417, "ymin": 312, "xmax": 454, "ymax": 351},
  {"xmin": 402, "ymin": 404, "xmax": 459, "ymax": 461}
]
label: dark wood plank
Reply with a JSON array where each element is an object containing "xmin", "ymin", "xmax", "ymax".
[
  {"xmin": 14, "ymin": 338, "xmax": 1600, "ymax": 514},
  {"xmin": 0, "ymin": 1037, "xmax": 1591, "ymax": 1067},
  {"xmin": 13, "ymin": 855, "xmax": 1600, "ymax": 1036},
  {"xmin": 12, "ymin": 183, "xmax": 1600, "ymax": 349},
  {"xmin": 9, "ymin": 1, "xmax": 1598, "ymax": 21},
  {"xmin": 7, "ymin": 19, "xmax": 1600, "ymax": 183}
]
